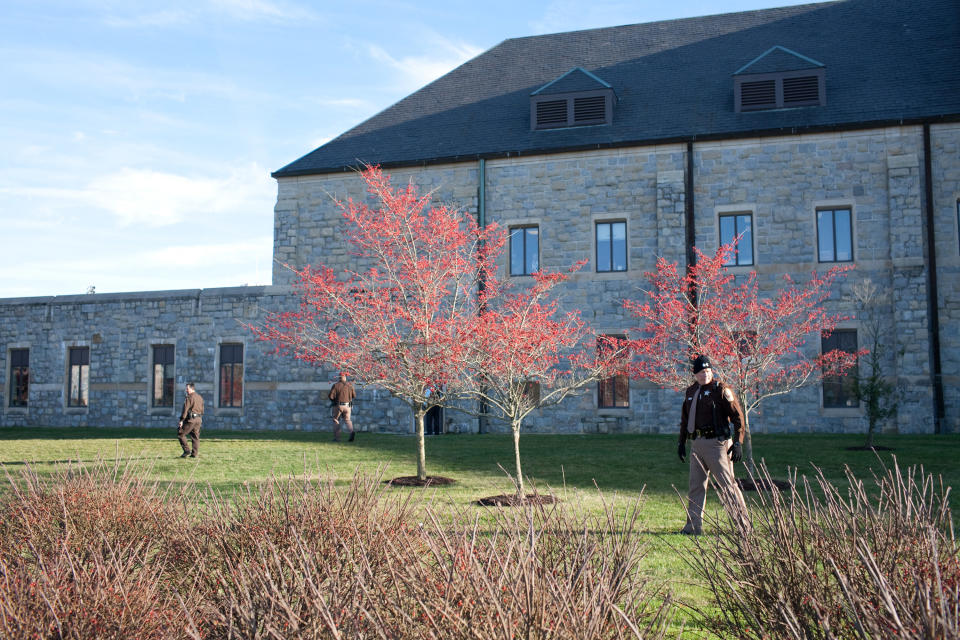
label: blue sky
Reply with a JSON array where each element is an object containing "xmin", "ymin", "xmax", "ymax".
[{"xmin": 0, "ymin": 0, "xmax": 813, "ymax": 299}]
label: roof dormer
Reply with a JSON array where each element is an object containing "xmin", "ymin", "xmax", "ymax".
[
  {"xmin": 530, "ymin": 67, "xmax": 616, "ymax": 130},
  {"xmin": 733, "ymin": 46, "xmax": 825, "ymax": 112}
]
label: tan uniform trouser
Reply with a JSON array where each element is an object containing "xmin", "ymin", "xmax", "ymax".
[
  {"xmin": 178, "ymin": 420, "xmax": 201, "ymax": 455},
  {"xmin": 331, "ymin": 404, "xmax": 354, "ymax": 440},
  {"xmin": 683, "ymin": 437, "xmax": 749, "ymax": 534}
]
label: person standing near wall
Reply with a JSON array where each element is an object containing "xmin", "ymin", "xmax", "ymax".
[
  {"xmin": 677, "ymin": 355, "xmax": 749, "ymax": 535},
  {"xmin": 177, "ymin": 382, "xmax": 204, "ymax": 458},
  {"xmin": 329, "ymin": 372, "xmax": 356, "ymax": 442}
]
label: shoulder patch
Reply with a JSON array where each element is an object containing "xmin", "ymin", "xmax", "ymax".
[{"xmin": 723, "ymin": 387, "xmax": 735, "ymax": 402}]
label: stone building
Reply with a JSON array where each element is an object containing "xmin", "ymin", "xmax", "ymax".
[{"xmin": 2, "ymin": 0, "xmax": 958, "ymax": 435}]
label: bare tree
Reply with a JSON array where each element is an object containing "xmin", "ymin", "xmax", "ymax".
[{"xmin": 850, "ymin": 278, "xmax": 899, "ymax": 449}]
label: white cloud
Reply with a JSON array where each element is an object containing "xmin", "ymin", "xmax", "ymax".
[
  {"xmin": 207, "ymin": 0, "xmax": 318, "ymax": 23},
  {"xmin": 1, "ymin": 163, "xmax": 274, "ymax": 227},
  {"xmin": 103, "ymin": 10, "xmax": 190, "ymax": 28},
  {"xmin": 0, "ymin": 236, "xmax": 274, "ymax": 298},
  {"xmin": 140, "ymin": 239, "xmax": 272, "ymax": 269},
  {"xmin": 85, "ymin": 163, "xmax": 274, "ymax": 226},
  {"xmin": 1, "ymin": 47, "xmax": 254, "ymax": 105},
  {"xmin": 530, "ymin": 0, "xmax": 655, "ymax": 35},
  {"xmin": 100, "ymin": 0, "xmax": 317, "ymax": 27},
  {"xmin": 364, "ymin": 35, "xmax": 483, "ymax": 92},
  {"xmin": 306, "ymin": 97, "xmax": 373, "ymax": 110}
]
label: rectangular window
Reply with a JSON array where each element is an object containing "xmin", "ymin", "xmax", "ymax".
[
  {"xmin": 719, "ymin": 213, "xmax": 754, "ymax": 266},
  {"xmin": 817, "ymin": 208, "xmax": 853, "ymax": 262},
  {"xmin": 509, "ymin": 226, "xmax": 539, "ymax": 276},
  {"xmin": 822, "ymin": 329, "xmax": 858, "ymax": 408},
  {"xmin": 597, "ymin": 335, "xmax": 629, "ymax": 408},
  {"xmin": 152, "ymin": 345, "xmax": 175, "ymax": 407},
  {"xmin": 219, "ymin": 343, "xmax": 244, "ymax": 408},
  {"xmin": 522, "ymin": 380, "xmax": 541, "ymax": 406},
  {"xmin": 596, "ymin": 221, "xmax": 627, "ymax": 272},
  {"xmin": 67, "ymin": 346, "xmax": 90, "ymax": 408},
  {"xmin": 9, "ymin": 348, "xmax": 29, "ymax": 407}
]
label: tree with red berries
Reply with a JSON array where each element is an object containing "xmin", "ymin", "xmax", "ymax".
[
  {"xmin": 461, "ymin": 266, "xmax": 628, "ymax": 497},
  {"xmin": 624, "ymin": 243, "xmax": 862, "ymax": 467},
  {"xmin": 254, "ymin": 166, "xmax": 503, "ymax": 482}
]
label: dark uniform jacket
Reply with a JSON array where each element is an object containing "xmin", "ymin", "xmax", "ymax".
[
  {"xmin": 329, "ymin": 381, "xmax": 356, "ymax": 405},
  {"xmin": 679, "ymin": 379, "xmax": 744, "ymax": 446},
  {"xmin": 180, "ymin": 392, "xmax": 204, "ymax": 423}
]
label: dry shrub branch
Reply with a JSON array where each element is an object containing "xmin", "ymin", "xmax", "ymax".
[
  {"xmin": 0, "ymin": 461, "xmax": 673, "ymax": 639},
  {"xmin": 687, "ymin": 459, "xmax": 959, "ymax": 639}
]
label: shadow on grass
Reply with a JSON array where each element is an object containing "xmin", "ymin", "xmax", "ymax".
[{"xmin": 1, "ymin": 427, "xmax": 958, "ymax": 505}]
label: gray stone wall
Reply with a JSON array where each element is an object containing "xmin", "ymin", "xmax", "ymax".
[
  {"xmin": 0, "ymin": 287, "xmax": 414, "ymax": 433},
  {"xmin": 2, "ymin": 124, "xmax": 956, "ymax": 435},
  {"xmin": 272, "ymin": 166, "xmax": 480, "ymax": 287},
  {"xmin": 268, "ymin": 126, "xmax": 955, "ymax": 436},
  {"xmin": 687, "ymin": 128, "xmax": 937, "ymax": 435}
]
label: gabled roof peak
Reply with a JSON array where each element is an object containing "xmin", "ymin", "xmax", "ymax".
[
  {"xmin": 734, "ymin": 45, "xmax": 825, "ymax": 75},
  {"xmin": 531, "ymin": 67, "xmax": 613, "ymax": 96}
]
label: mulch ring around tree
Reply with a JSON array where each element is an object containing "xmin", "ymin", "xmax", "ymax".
[
  {"xmin": 384, "ymin": 476, "xmax": 457, "ymax": 487},
  {"xmin": 844, "ymin": 445, "xmax": 894, "ymax": 451},
  {"xmin": 738, "ymin": 477, "xmax": 792, "ymax": 492},
  {"xmin": 475, "ymin": 494, "xmax": 559, "ymax": 507}
]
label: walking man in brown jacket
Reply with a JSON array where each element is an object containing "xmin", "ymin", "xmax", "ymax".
[
  {"xmin": 328, "ymin": 372, "xmax": 356, "ymax": 442},
  {"xmin": 178, "ymin": 382, "xmax": 204, "ymax": 458},
  {"xmin": 678, "ymin": 355, "xmax": 749, "ymax": 535}
]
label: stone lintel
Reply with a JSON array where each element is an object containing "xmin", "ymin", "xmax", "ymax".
[
  {"xmin": 891, "ymin": 257, "xmax": 925, "ymax": 268},
  {"xmin": 657, "ymin": 170, "xmax": 684, "ymax": 184},
  {"xmin": 887, "ymin": 153, "xmax": 919, "ymax": 169}
]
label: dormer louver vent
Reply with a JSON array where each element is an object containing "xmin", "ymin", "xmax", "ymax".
[
  {"xmin": 574, "ymin": 95, "xmax": 606, "ymax": 122},
  {"xmin": 782, "ymin": 75, "xmax": 820, "ymax": 104},
  {"xmin": 733, "ymin": 46, "xmax": 825, "ymax": 112},
  {"xmin": 536, "ymin": 100, "xmax": 568, "ymax": 126},
  {"xmin": 531, "ymin": 67, "xmax": 616, "ymax": 130},
  {"xmin": 740, "ymin": 80, "xmax": 777, "ymax": 108}
]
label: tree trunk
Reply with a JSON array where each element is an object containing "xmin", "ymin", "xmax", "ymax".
[
  {"xmin": 512, "ymin": 420, "xmax": 524, "ymax": 496},
  {"xmin": 741, "ymin": 397, "xmax": 756, "ymax": 474},
  {"xmin": 414, "ymin": 409, "xmax": 427, "ymax": 481},
  {"xmin": 866, "ymin": 419, "xmax": 875, "ymax": 449}
]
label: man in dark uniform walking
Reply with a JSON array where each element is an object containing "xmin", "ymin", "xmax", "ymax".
[
  {"xmin": 328, "ymin": 372, "xmax": 356, "ymax": 442},
  {"xmin": 677, "ymin": 355, "xmax": 749, "ymax": 535},
  {"xmin": 177, "ymin": 382, "xmax": 204, "ymax": 458}
]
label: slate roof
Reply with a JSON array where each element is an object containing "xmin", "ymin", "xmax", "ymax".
[
  {"xmin": 734, "ymin": 46, "xmax": 824, "ymax": 75},
  {"xmin": 532, "ymin": 67, "xmax": 613, "ymax": 95},
  {"xmin": 274, "ymin": 0, "xmax": 960, "ymax": 178}
]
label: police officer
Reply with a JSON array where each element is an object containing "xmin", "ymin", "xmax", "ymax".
[
  {"xmin": 177, "ymin": 382, "xmax": 204, "ymax": 458},
  {"xmin": 328, "ymin": 372, "xmax": 356, "ymax": 442},
  {"xmin": 678, "ymin": 355, "xmax": 749, "ymax": 535}
]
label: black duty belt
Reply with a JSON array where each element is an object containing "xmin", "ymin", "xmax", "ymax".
[
  {"xmin": 338, "ymin": 403, "xmax": 350, "ymax": 406},
  {"xmin": 691, "ymin": 427, "xmax": 717, "ymax": 440},
  {"xmin": 189, "ymin": 412, "xmax": 202, "ymax": 419}
]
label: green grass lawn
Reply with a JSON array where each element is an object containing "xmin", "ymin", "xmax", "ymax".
[{"xmin": 2, "ymin": 426, "xmax": 957, "ymax": 638}]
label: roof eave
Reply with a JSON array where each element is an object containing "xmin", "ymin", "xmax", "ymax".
[{"xmin": 271, "ymin": 112, "xmax": 960, "ymax": 179}]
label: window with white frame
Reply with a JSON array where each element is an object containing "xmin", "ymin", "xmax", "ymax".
[
  {"xmin": 219, "ymin": 343, "xmax": 244, "ymax": 408},
  {"xmin": 597, "ymin": 335, "xmax": 629, "ymax": 408},
  {"xmin": 719, "ymin": 213, "xmax": 754, "ymax": 266},
  {"xmin": 67, "ymin": 346, "xmax": 90, "ymax": 407},
  {"xmin": 8, "ymin": 348, "xmax": 29, "ymax": 407},
  {"xmin": 822, "ymin": 329, "xmax": 858, "ymax": 408},
  {"xmin": 509, "ymin": 226, "xmax": 539, "ymax": 276},
  {"xmin": 817, "ymin": 208, "xmax": 853, "ymax": 263},
  {"xmin": 595, "ymin": 221, "xmax": 627, "ymax": 272},
  {"xmin": 152, "ymin": 345, "xmax": 175, "ymax": 407}
]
